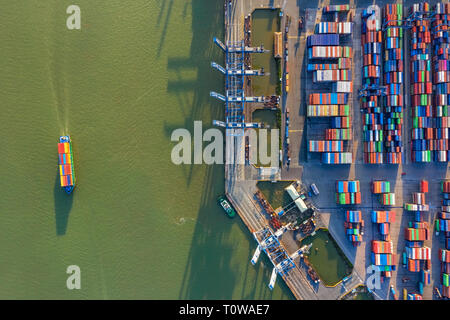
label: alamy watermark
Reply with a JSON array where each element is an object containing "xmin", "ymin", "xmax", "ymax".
[
  {"xmin": 66, "ymin": 265, "xmax": 81, "ymax": 290},
  {"xmin": 365, "ymin": 265, "xmax": 381, "ymax": 291},
  {"xmin": 170, "ymin": 121, "xmax": 279, "ymax": 167},
  {"xmin": 66, "ymin": 5, "xmax": 81, "ymax": 30}
]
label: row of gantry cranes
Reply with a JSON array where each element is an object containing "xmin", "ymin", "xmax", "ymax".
[{"xmin": 250, "ymin": 225, "xmax": 314, "ymax": 290}]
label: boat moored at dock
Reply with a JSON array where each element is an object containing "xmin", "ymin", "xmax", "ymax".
[{"xmin": 217, "ymin": 195, "xmax": 236, "ymax": 218}]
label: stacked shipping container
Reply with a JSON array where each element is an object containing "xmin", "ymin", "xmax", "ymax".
[
  {"xmin": 308, "ymin": 140, "xmax": 343, "ymax": 152},
  {"xmin": 403, "ymin": 182, "xmax": 431, "ymax": 282},
  {"xmin": 307, "ymin": 58, "xmax": 352, "ymax": 71},
  {"xmin": 316, "ymin": 22, "xmax": 353, "ymax": 34},
  {"xmin": 361, "ymin": 6, "xmax": 384, "ymax": 164},
  {"xmin": 308, "ymin": 46, "xmax": 352, "ymax": 59},
  {"xmin": 370, "ymin": 177, "xmax": 395, "ymax": 279},
  {"xmin": 323, "ymin": 5, "xmax": 350, "ymax": 13},
  {"xmin": 404, "ymin": 181, "xmax": 430, "ymax": 217},
  {"xmin": 431, "ymin": 3, "xmax": 450, "ymax": 162},
  {"xmin": 344, "ymin": 210, "xmax": 363, "ymax": 246},
  {"xmin": 306, "ymin": 6, "xmax": 353, "ymax": 164},
  {"xmin": 371, "ymin": 210, "xmax": 396, "ymax": 241},
  {"xmin": 410, "ymin": 3, "xmax": 434, "ymax": 162},
  {"xmin": 57, "ymin": 142, "xmax": 75, "ymax": 188},
  {"xmin": 372, "ymin": 180, "xmax": 395, "ymax": 205},
  {"xmin": 383, "ymin": 4, "xmax": 404, "ymax": 164},
  {"xmin": 439, "ymin": 249, "xmax": 450, "ymax": 298},
  {"xmin": 439, "ymin": 180, "xmax": 450, "ymax": 298},
  {"xmin": 336, "ymin": 180, "xmax": 361, "ymax": 204},
  {"xmin": 371, "ymin": 240, "xmax": 396, "ymax": 277}
]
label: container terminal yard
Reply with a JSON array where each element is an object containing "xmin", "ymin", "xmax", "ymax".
[{"xmin": 211, "ymin": 0, "xmax": 450, "ymax": 300}]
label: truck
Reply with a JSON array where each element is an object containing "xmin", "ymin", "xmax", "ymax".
[
  {"xmin": 390, "ymin": 285, "xmax": 399, "ymax": 300},
  {"xmin": 311, "ymin": 183, "xmax": 320, "ymax": 196}
]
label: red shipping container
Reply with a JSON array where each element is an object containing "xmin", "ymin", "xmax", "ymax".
[
  {"xmin": 58, "ymin": 143, "xmax": 66, "ymax": 154},
  {"xmin": 64, "ymin": 164, "xmax": 72, "ymax": 175},
  {"xmin": 355, "ymin": 192, "xmax": 361, "ymax": 204}
]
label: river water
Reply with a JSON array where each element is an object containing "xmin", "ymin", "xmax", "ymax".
[{"xmin": 0, "ymin": 0, "xmax": 292, "ymax": 299}]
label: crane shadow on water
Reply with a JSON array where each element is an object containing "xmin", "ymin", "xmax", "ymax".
[
  {"xmin": 171, "ymin": 0, "xmax": 294, "ymax": 299},
  {"xmin": 54, "ymin": 171, "xmax": 73, "ymax": 235}
]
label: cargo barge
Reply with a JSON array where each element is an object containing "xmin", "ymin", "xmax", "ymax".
[{"xmin": 58, "ymin": 136, "xmax": 76, "ymax": 194}]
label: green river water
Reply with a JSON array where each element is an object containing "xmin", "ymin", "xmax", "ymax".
[{"xmin": 0, "ymin": 0, "xmax": 292, "ymax": 299}]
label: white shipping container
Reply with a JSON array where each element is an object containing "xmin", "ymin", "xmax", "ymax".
[
  {"xmin": 437, "ymin": 151, "xmax": 448, "ymax": 162},
  {"xmin": 436, "ymin": 71, "xmax": 449, "ymax": 83},
  {"xmin": 317, "ymin": 22, "xmax": 352, "ymax": 34},
  {"xmin": 333, "ymin": 81, "xmax": 352, "ymax": 93},
  {"xmin": 315, "ymin": 70, "xmax": 333, "ymax": 82},
  {"xmin": 437, "ymin": 94, "xmax": 447, "ymax": 106}
]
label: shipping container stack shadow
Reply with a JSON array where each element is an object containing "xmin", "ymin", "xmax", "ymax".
[
  {"xmin": 53, "ymin": 171, "xmax": 73, "ymax": 236},
  {"xmin": 299, "ymin": 47, "xmax": 309, "ymax": 164},
  {"xmin": 294, "ymin": 7, "xmax": 319, "ymax": 165}
]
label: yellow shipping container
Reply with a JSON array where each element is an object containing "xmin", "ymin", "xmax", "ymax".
[{"xmin": 64, "ymin": 143, "xmax": 70, "ymax": 153}]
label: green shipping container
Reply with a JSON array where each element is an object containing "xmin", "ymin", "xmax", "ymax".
[{"xmin": 376, "ymin": 141, "xmax": 383, "ymax": 153}]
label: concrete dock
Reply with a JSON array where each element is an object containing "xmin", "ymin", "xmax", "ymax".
[{"xmin": 221, "ymin": 0, "xmax": 449, "ymax": 300}]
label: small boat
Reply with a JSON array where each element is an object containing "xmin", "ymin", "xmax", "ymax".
[
  {"xmin": 58, "ymin": 136, "xmax": 76, "ymax": 194},
  {"xmin": 217, "ymin": 195, "xmax": 236, "ymax": 218}
]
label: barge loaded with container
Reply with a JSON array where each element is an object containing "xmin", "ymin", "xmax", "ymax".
[{"xmin": 58, "ymin": 136, "xmax": 76, "ymax": 194}]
